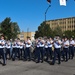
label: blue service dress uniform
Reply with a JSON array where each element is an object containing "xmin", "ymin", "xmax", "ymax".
[
  {"xmin": 69, "ymin": 40, "xmax": 74, "ymax": 59},
  {"xmin": 48, "ymin": 40, "xmax": 53, "ymax": 60},
  {"xmin": 35, "ymin": 41, "xmax": 41, "ymax": 63},
  {"xmin": 51, "ymin": 40, "xmax": 61, "ymax": 65},
  {"xmin": 24, "ymin": 40, "xmax": 32, "ymax": 61},
  {"xmin": 19, "ymin": 42, "xmax": 24, "ymax": 60},
  {"xmin": 45, "ymin": 41, "xmax": 49, "ymax": 61},
  {"xmin": 74, "ymin": 41, "xmax": 75, "ymax": 55},
  {"xmin": 63, "ymin": 40, "xmax": 69, "ymax": 61},
  {"xmin": 12, "ymin": 42, "xmax": 20, "ymax": 61},
  {"xmin": 6, "ymin": 42, "xmax": 11, "ymax": 59},
  {"xmin": 39, "ymin": 40, "xmax": 45, "ymax": 63},
  {"xmin": 0, "ymin": 40, "xmax": 6, "ymax": 65}
]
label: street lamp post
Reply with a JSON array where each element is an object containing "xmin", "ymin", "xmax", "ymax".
[{"xmin": 45, "ymin": 5, "xmax": 51, "ymax": 22}]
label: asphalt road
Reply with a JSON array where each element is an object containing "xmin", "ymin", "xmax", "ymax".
[{"xmin": 0, "ymin": 58, "xmax": 75, "ymax": 75}]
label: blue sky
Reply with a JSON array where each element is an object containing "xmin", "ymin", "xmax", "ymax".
[{"xmin": 0, "ymin": 0, "xmax": 75, "ymax": 32}]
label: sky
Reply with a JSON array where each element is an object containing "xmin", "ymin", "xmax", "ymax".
[{"xmin": 0, "ymin": 0, "xmax": 75, "ymax": 32}]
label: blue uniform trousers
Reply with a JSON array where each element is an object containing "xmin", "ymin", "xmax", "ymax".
[
  {"xmin": 10, "ymin": 46, "xmax": 13, "ymax": 58},
  {"xmin": 48, "ymin": 47, "xmax": 52, "ymax": 60},
  {"xmin": 20, "ymin": 48, "xmax": 23, "ymax": 59},
  {"xmin": 74, "ymin": 47, "xmax": 75, "ymax": 56},
  {"xmin": 40, "ymin": 47, "xmax": 44, "ymax": 62},
  {"xmin": 12, "ymin": 48, "xmax": 16, "ymax": 60},
  {"xmin": 63, "ymin": 48, "xmax": 69, "ymax": 61},
  {"xmin": 16, "ymin": 48, "xmax": 20, "ymax": 59},
  {"xmin": 45, "ymin": 48, "xmax": 49, "ymax": 61},
  {"xmin": 24, "ymin": 48, "xmax": 27, "ymax": 60},
  {"xmin": 35, "ymin": 47, "xmax": 40, "ymax": 62},
  {"xmin": 52, "ymin": 48, "xmax": 61, "ymax": 64},
  {"xmin": 0, "ymin": 48, "xmax": 6, "ymax": 65},
  {"xmin": 25, "ymin": 47, "xmax": 31, "ymax": 60},
  {"xmin": 6, "ymin": 48, "xmax": 11, "ymax": 59},
  {"xmin": 69, "ymin": 46, "xmax": 74, "ymax": 59},
  {"xmin": 12, "ymin": 48, "xmax": 20, "ymax": 61}
]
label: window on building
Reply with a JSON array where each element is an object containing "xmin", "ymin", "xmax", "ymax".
[
  {"xmin": 70, "ymin": 25, "xmax": 71, "ymax": 28},
  {"xmin": 20, "ymin": 35, "xmax": 24, "ymax": 38},
  {"xmin": 70, "ymin": 21, "xmax": 71, "ymax": 24},
  {"xmin": 72, "ymin": 25, "xmax": 73, "ymax": 28},
  {"xmin": 65, "ymin": 26, "xmax": 66, "ymax": 29},
  {"xmin": 74, "ymin": 20, "xmax": 75, "ymax": 23},
  {"xmin": 74, "ymin": 25, "xmax": 75, "ymax": 28},
  {"xmin": 71, "ymin": 20, "xmax": 73, "ymax": 24}
]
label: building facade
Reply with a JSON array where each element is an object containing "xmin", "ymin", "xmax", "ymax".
[
  {"xmin": 18, "ymin": 32, "xmax": 35, "ymax": 41},
  {"xmin": 46, "ymin": 17, "xmax": 75, "ymax": 32}
]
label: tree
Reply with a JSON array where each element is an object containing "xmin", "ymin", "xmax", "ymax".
[
  {"xmin": 35, "ymin": 22, "xmax": 53, "ymax": 38},
  {"xmin": 53, "ymin": 26, "xmax": 63, "ymax": 37},
  {"xmin": 11, "ymin": 22, "xmax": 20, "ymax": 40},
  {"xmin": 72, "ymin": 30, "xmax": 75, "ymax": 38},
  {"xmin": 0, "ymin": 17, "xmax": 20, "ymax": 40},
  {"xmin": 1, "ymin": 17, "xmax": 11, "ymax": 39},
  {"xmin": 63, "ymin": 30, "xmax": 75, "ymax": 39}
]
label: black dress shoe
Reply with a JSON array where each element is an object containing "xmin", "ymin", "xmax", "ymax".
[
  {"xmin": 8, "ymin": 58, "xmax": 11, "ymax": 60},
  {"xmin": 50, "ymin": 62, "xmax": 54, "ymax": 65},
  {"xmin": 65, "ymin": 60, "xmax": 68, "ymax": 62},
  {"xmin": 12, "ymin": 59, "xmax": 15, "ymax": 61},
  {"xmin": 2, "ymin": 64, "xmax": 6, "ymax": 66},
  {"xmin": 45, "ymin": 58, "xmax": 48, "ymax": 61},
  {"xmin": 41, "ymin": 60, "xmax": 43, "ymax": 63},
  {"xmin": 71, "ymin": 57, "xmax": 73, "ymax": 59},
  {"xmin": 28, "ymin": 59, "xmax": 31, "ymax": 61},
  {"xmin": 36, "ymin": 61, "xmax": 40, "ymax": 63},
  {"xmin": 58, "ymin": 62, "xmax": 61, "ymax": 65},
  {"xmin": 23, "ymin": 59, "xmax": 27, "ymax": 61},
  {"xmin": 69, "ymin": 57, "xmax": 70, "ymax": 59}
]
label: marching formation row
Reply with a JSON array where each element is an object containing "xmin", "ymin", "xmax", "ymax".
[{"xmin": 0, "ymin": 35, "xmax": 75, "ymax": 66}]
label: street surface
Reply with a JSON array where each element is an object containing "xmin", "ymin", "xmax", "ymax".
[{"xmin": 0, "ymin": 58, "xmax": 75, "ymax": 75}]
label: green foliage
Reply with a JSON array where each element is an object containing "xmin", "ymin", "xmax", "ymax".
[
  {"xmin": 11, "ymin": 22, "xmax": 20, "ymax": 40},
  {"xmin": 53, "ymin": 26, "xmax": 63, "ymax": 37},
  {"xmin": 35, "ymin": 22, "xmax": 53, "ymax": 38},
  {"xmin": 72, "ymin": 30, "xmax": 75, "ymax": 38},
  {"xmin": 0, "ymin": 17, "xmax": 20, "ymax": 40},
  {"xmin": 63, "ymin": 30, "xmax": 75, "ymax": 39}
]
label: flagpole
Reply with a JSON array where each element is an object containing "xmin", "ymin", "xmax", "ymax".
[{"xmin": 45, "ymin": 5, "xmax": 51, "ymax": 22}]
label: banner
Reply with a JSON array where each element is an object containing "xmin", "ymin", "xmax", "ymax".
[{"xmin": 59, "ymin": 0, "xmax": 66, "ymax": 6}]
